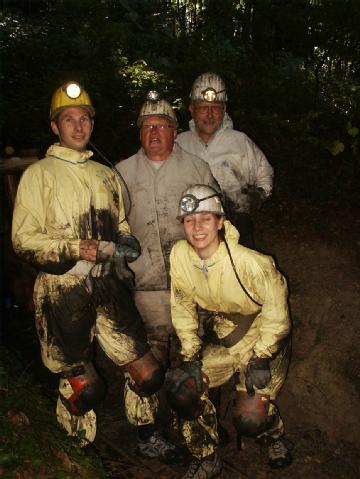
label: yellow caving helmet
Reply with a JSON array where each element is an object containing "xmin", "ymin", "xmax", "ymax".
[{"xmin": 50, "ymin": 82, "xmax": 95, "ymax": 119}]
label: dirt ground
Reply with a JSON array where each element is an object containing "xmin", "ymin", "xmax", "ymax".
[
  {"xmin": 252, "ymin": 193, "xmax": 360, "ymax": 478},
  {"xmin": 2, "ymin": 155, "xmax": 360, "ymax": 478}
]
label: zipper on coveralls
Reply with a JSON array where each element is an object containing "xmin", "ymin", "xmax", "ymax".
[{"xmin": 199, "ymin": 260, "xmax": 218, "ymax": 315}]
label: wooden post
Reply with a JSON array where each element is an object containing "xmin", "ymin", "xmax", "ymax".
[{"xmin": 1, "ymin": 156, "xmax": 39, "ymax": 313}]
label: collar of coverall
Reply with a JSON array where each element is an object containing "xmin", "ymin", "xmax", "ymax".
[{"xmin": 47, "ymin": 144, "xmax": 93, "ymax": 165}]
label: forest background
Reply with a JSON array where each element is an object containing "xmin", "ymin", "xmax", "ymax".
[{"xmin": 1, "ymin": 0, "xmax": 360, "ymax": 169}]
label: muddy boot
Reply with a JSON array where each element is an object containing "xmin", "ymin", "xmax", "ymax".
[
  {"xmin": 182, "ymin": 452, "xmax": 222, "ymax": 479},
  {"xmin": 268, "ymin": 438, "xmax": 292, "ymax": 468},
  {"xmin": 137, "ymin": 426, "xmax": 182, "ymax": 464}
]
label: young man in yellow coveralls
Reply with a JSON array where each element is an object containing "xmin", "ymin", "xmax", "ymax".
[{"xmin": 12, "ymin": 82, "xmax": 165, "ymax": 448}]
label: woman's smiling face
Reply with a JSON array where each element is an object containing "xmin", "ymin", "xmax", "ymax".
[{"xmin": 183, "ymin": 212, "xmax": 224, "ymax": 259}]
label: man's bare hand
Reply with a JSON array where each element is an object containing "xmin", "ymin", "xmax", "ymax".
[{"xmin": 79, "ymin": 239, "xmax": 99, "ymax": 262}]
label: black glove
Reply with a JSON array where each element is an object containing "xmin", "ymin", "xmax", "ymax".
[
  {"xmin": 111, "ymin": 235, "xmax": 141, "ymax": 290},
  {"xmin": 241, "ymin": 185, "xmax": 266, "ymax": 213},
  {"xmin": 116, "ymin": 234, "xmax": 141, "ymax": 263},
  {"xmin": 112, "ymin": 252, "xmax": 135, "ymax": 291},
  {"xmin": 179, "ymin": 360, "xmax": 204, "ymax": 394},
  {"xmin": 245, "ymin": 353, "xmax": 271, "ymax": 397}
]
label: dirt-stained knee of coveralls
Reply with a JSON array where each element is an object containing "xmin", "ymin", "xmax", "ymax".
[
  {"xmin": 202, "ymin": 344, "xmax": 237, "ymax": 388},
  {"xmin": 34, "ymin": 273, "xmax": 96, "ymax": 373},
  {"xmin": 96, "ymin": 306, "xmax": 149, "ymax": 366},
  {"xmin": 181, "ymin": 395, "xmax": 218, "ymax": 459},
  {"xmin": 93, "ymin": 276, "xmax": 149, "ymax": 362}
]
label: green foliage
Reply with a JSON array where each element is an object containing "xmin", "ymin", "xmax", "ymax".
[
  {"xmin": 0, "ymin": 347, "xmax": 105, "ymax": 479},
  {"xmin": 1, "ymin": 0, "xmax": 360, "ymax": 164}
]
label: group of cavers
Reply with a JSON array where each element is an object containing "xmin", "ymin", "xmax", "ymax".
[{"xmin": 11, "ymin": 72, "xmax": 293, "ymax": 479}]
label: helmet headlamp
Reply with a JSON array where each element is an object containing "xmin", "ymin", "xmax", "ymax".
[
  {"xmin": 64, "ymin": 82, "xmax": 82, "ymax": 99},
  {"xmin": 50, "ymin": 82, "xmax": 95, "ymax": 119},
  {"xmin": 146, "ymin": 90, "xmax": 161, "ymax": 102},
  {"xmin": 180, "ymin": 192, "xmax": 219, "ymax": 215},
  {"xmin": 201, "ymin": 87, "xmax": 226, "ymax": 102},
  {"xmin": 180, "ymin": 194, "xmax": 198, "ymax": 214},
  {"xmin": 177, "ymin": 185, "xmax": 224, "ymax": 220},
  {"xmin": 190, "ymin": 73, "xmax": 228, "ymax": 102}
]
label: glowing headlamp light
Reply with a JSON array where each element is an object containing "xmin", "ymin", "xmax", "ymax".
[
  {"xmin": 201, "ymin": 87, "xmax": 226, "ymax": 102},
  {"xmin": 147, "ymin": 90, "xmax": 161, "ymax": 102},
  {"xmin": 180, "ymin": 194, "xmax": 198, "ymax": 214},
  {"xmin": 180, "ymin": 193, "xmax": 219, "ymax": 214},
  {"xmin": 64, "ymin": 82, "xmax": 82, "ymax": 99}
]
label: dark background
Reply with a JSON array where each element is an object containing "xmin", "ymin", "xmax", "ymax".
[{"xmin": 1, "ymin": 0, "xmax": 360, "ymax": 167}]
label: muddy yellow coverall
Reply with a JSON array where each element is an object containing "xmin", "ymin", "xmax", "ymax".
[
  {"xmin": 169, "ymin": 220, "xmax": 291, "ymax": 458},
  {"xmin": 12, "ymin": 144, "xmax": 149, "ymax": 443}
]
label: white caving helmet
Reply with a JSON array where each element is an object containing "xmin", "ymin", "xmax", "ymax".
[
  {"xmin": 190, "ymin": 72, "xmax": 228, "ymax": 103},
  {"xmin": 177, "ymin": 184, "xmax": 224, "ymax": 220},
  {"xmin": 137, "ymin": 90, "xmax": 178, "ymax": 127}
]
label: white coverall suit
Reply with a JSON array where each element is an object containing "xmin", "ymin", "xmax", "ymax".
[
  {"xmin": 12, "ymin": 144, "xmax": 150, "ymax": 443},
  {"xmin": 176, "ymin": 114, "xmax": 274, "ymax": 246},
  {"xmin": 116, "ymin": 143, "xmax": 218, "ymax": 425},
  {"xmin": 169, "ymin": 221, "xmax": 291, "ymax": 458}
]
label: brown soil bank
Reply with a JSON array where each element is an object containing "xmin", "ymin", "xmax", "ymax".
[{"xmin": 255, "ymin": 190, "xmax": 360, "ymax": 447}]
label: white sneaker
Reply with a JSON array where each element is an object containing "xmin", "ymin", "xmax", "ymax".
[
  {"xmin": 182, "ymin": 453, "xmax": 222, "ymax": 479},
  {"xmin": 137, "ymin": 431, "xmax": 180, "ymax": 463}
]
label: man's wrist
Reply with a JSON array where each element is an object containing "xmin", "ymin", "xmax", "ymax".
[{"xmin": 79, "ymin": 239, "xmax": 99, "ymax": 262}]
